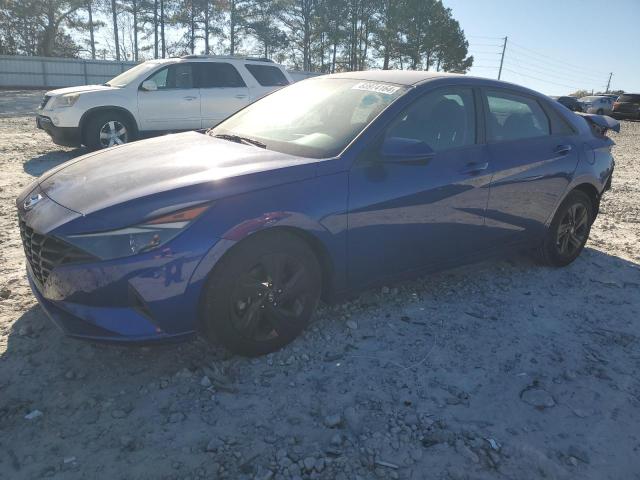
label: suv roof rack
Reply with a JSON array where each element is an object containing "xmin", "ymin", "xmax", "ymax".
[{"xmin": 180, "ymin": 54, "xmax": 274, "ymax": 63}]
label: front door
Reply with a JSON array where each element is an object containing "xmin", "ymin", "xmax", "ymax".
[
  {"xmin": 137, "ymin": 63, "xmax": 201, "ymax": 131},
  {"xmin": 196, "ymin": 62, "xmax": 250, "ymax": 128},
  {"xmin": 347, "ymin": 86, "xmax": 493, "ymax": 289}
]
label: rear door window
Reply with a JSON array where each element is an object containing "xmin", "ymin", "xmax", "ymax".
[
  {"xmin": 485, "ymin": 90, "xmax": 550, "ymax": 142},
  {"xmin": 196, "ymin": 62, "xmax": 246, "ymax": 88},
  {"xmin": 245, "ymin": 64, "xmax": 289, "ymax": 87}
]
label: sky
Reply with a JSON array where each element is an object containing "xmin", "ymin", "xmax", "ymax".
[{"xmin": 443, "ymin": 0, "xmax": 640, "ymax": 95}]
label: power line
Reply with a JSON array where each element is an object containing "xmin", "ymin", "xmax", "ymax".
[
  {"xmin": 508, "ymin": 41, "xmax": 609, "ymax": 77},
  {"xmin": 505, "ymin": 52, "xmax": 606, "ymax": 84},
  {"xmin": 466, "ymin": 35, "xmax": 504, "ymax": 40},
  {"xmin": 501, "ymin": 68, "xmax": 581, "ymax": 90},
  {"xmin": 505, "ymin": 56, "xmax": 605, "ymax": 87}
]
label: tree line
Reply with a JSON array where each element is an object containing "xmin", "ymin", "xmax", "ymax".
[{"xmin": 0, "ymin": 0, "xmax": 473, "ymax": 73}]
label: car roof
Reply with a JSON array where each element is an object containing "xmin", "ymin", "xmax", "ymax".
[
  {"xmin": 144, "ymin": 56, "xmax": 286, "ymax": 67},
  {"xmin": 326, "ymin": 70, "xmax": 465, "ymax": 86},
  {"xmin": 319, "ymin": 70, "xmax": 553, "ymax": 98}
]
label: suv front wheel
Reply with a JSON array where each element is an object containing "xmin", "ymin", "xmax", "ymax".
[{"xmin": 84, "ymin": 111, "xmax": 134, "ymax": 150}]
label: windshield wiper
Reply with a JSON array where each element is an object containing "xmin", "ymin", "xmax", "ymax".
[{"xmin": 212, "ymin": 133, "xmax": 266, "ymax": 149}]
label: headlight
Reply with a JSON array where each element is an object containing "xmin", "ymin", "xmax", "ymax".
[
  {"xmin": 61, "ymin": 204, "xmax": 209, "ymax": 260},
  {"xmin": 51, "ymin": 93, "xmax": 80, "ymax": 108}
]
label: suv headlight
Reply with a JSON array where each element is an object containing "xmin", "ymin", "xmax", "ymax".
[
  {"xmin": 60, "ymin": 204, "xmax": 209, "ymax": 260},
  {"xmin": 50, "ymin": 93, "xmax": 80, "ymax": 108}
]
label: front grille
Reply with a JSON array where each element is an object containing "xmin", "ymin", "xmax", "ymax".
[
  {"xmin": 19, "ymin": 219, "xmax": 96, "ymax": 285},
  {"xmin": 40, "ymin": 95, "xmax": 51, "ymax": 109}
]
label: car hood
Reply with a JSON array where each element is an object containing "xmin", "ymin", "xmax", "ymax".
[
  {"xmin": 45, "ymin": 84, "xmax": 117, "ymax": 97},
  {"xmin": 39, "ymin": 131, "xmax": 321, "ymax": 216}
]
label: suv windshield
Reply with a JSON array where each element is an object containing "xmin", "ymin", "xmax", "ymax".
[
  {"xmin": 106, "ymin": 62, "xmax": 163, "ymax": 87},
  {"xmin": 210, "ymin": 78, "xmax": 408, "ymax": 158}
]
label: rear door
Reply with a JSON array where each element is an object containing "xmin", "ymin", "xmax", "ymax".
[
  {"xmin": 137, "ymin": 63, "xmax": 201, "ymax": 131},
  {"xmin": 482, "ymin": 89, "xmax": 579, "ymax": 246},
  {"xmin": 196, "ymin": 62, "xmax": 249, "ymax": 128},
  {"xmin": 347, "ymin": 86, "xmax": 493, "ymax": 288}
]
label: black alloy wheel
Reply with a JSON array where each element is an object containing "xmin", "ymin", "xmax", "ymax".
[
  {"xmin": 556, "ymin": 202, "xmax": 589, "ymax": 257},
  {"xmin": 539, "ymin": 190, "xmax": 594, "ymax": 267},
  {"xmin": 230, "ymin": 253, "xmax": 311, "ymax": 343},
  {"xmin": 202, "ymin": 231, "xmax": 321, "ymax": 356}
]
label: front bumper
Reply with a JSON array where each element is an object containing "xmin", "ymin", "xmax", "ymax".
[
  {"xmin": 22, "ymin": 229, "xmax": 215, "ymax": 343},
  {"xmin": 36, "ymin": 115, "xmax": 83, "ymax": 148}
]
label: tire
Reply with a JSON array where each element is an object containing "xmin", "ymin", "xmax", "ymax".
[
  {"xmin": 201, "ymin": 231, "xmax": 322, "ymax": 356},
  {"xmin": 596, "ymin": 108, "xmax": 604, "ymax": 115},
  {"xmin": 83, "ymin": 111, "xmax": 133, "ymax": 150},
  {"xmin": 539, "ymin": 190, "xmax": 594, "ymax": 267}
]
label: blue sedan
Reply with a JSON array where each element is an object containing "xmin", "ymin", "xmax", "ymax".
[{"xmin": 17, "ymin": 71, "xmax": 617, "ymax": 356}]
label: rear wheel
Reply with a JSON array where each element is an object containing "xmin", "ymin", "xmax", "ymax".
[
  {"xmin": 201, "ymin": 231, "xmax": 321, "ymax": 356},
  {"xmin": 539, "ymin": 190, "xmax": 593, "ymax": 267},
  {"xmin": 84, "ymin": 111, "xmax": 133, "ymax": 150}
]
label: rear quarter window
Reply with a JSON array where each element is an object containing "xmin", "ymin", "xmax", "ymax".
[{"xmin": 245, "ymin": 64, "xmax": 289, "ymax": 87}]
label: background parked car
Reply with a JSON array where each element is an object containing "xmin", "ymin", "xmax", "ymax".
[
  {"xmin": 612, "ymin": 93, "xmax": 640, "ymax": 120},
  {"xmin": 551, "ymin": 95, "xmax": 583, "ymax": 112},
  {"xmin": 35, "ymin": 56, "xmax": 293, "ymax": 150},
  {"xmin": 579, "ymin": 95, "xmax": 614, "ymax": 115}
]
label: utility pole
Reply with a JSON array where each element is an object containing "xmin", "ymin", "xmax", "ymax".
[
  {"xmin": 498, "ymin": 36, "xmax": 508, "ymax": 80},
  {"xmin": 605, "ymin": 72, "xmax": 613, "ymax": 93}
]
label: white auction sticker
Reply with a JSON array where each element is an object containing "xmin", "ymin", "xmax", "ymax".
[{"xmin": 352, "ymin": 82, "xmax": 400, "ymax": 95}]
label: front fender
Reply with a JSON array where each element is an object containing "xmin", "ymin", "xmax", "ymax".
[{"xmin": 183, "ymin": 171, "xmax": 349, "ymax": 329}]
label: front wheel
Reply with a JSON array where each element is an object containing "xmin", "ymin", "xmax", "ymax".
[
  {"xmin": 201, "ymin": 231, "xmax": 321, "ymax": 356},
  {"xmin": 596, "ymin": 108, "xmax": 604, "ymax": 115},
  {"xmin": 539, "ymin": 190, "xmax": 594, "ymax": 267},
  {"xmin": 84, "ymin": 112, "xmax": 133, "ymax": 150}
]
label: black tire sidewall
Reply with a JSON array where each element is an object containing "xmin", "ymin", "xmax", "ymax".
[
  {"xmin": 84, "ymin": 112, "xmax": 132, "ymax": 150},
  {"xmin": 201, "ymin": 231, "xmax": 321, "ymax": 356},
  {"xmin": 542, "ymin": 191, "xmax": 593, "ymax": 267}
]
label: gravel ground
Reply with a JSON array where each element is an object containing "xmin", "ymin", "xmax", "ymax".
[{"xmin": 0, "ymin": 90, "xmax": 639, "ymax": 480}]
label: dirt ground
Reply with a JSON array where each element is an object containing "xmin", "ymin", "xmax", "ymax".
[{"xmin": 0, "ymin": 90, "xmax": 639, "ymax": 480}]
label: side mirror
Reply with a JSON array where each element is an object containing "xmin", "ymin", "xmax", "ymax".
[
  {"xmin": 140, "ymin": 80, "xmax": 157, "ymax": 91},
  {"xmin": 380, "ymin": 137, "xmax": 435, "ymax": 164}
]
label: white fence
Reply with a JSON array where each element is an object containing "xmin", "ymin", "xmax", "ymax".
[
  {"xmin": 0, "ymin": 55, "xmax": 320, "ymax": 88},
  {"xmin": 0, "ymin": 55, "xmax": 137, "ymax": 88}
]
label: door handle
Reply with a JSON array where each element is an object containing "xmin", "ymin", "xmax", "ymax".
[
  {"xmin": 460, "ymin": 161, "xmax": 488, "ymax": 175},
  {"xmin": 235, "ymin": 94, "xmax": 247, "ymax": 99},
  {"xmin": 554, "ymin": 144, "xmax": 572, "ymax": 155},
  {"xmin": 183, "ymin": 96, "xmax": 197, "ymax": 101}
]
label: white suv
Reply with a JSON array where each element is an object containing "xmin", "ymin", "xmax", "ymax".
[
  {"xmin": 35, "ymin": 56, "xmax": 293, "ymax": 149},
  {"xmin": 578, "ymin": 95, "xmax": 614, "ymax": 115}
]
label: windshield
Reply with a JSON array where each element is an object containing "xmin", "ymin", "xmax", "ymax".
[
  {"xmin": 106, "ymin": 62, "xmax": 162, "ymax": 87},
  {"xmin": 579, "ymin": 96, "xmax": 600, "ymax": 102},
  {"xmin": 210, "ymin": 78, "xmax": 408, "ymax": 158}
]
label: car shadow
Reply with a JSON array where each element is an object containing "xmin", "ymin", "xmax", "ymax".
[
  {"xmin": 23, "ymin": 149, "xmax": 85, "ymax": 177},
  {"xmin": 2, "ymin": 246, "xmax": 638, "ymax": 377}
]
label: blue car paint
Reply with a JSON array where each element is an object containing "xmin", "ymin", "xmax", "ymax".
[{"xmin": 16, "ymin": 71, "xmax": 616, "ymax": 342}]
